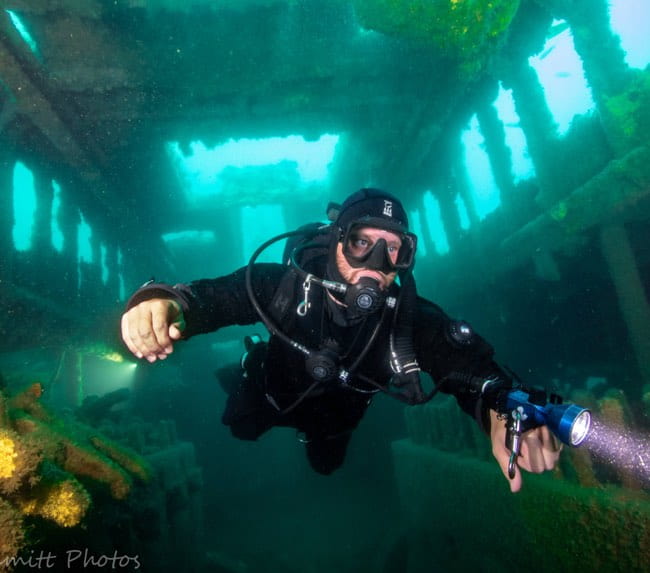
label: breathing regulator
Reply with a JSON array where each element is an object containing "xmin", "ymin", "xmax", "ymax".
[{"xmin": 244, "ymin": 189, "xmax": 435, "ymax": 407}]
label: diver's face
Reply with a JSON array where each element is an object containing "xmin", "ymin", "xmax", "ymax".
[{"xmin": 335, "ymin": 226, "xmax": 400, "ymax": 289}]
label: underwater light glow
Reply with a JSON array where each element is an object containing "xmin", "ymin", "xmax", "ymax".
[
  {"xmin": 455, "ymin": 195, "xmax": 471, "ymax": 231},
  {"xmin": 529, "ymin": 21, "xmax": 595, "ymax": 135},
  {"xmin": 162, "ymin": 230, "xmax": 216, "ymax": 243},
  {"xmin": 422, "ymin": 191, "xmax": 449, "ymax": 256},
  {"xmin": 569, "ymin": 409, "xmax": 592, "ymax": 446},
  {"xmin": 82, "ymin": 355, "xmax": 138, "ymax": 397},
  {"xmin": 117, "ymin": 248, "xmax": 125, "ymax": 301},
  {"xmin": 583, "ymin": 418, "xmax": 650, "ymax": 486},
  {"xmin": 461, "ymin": 115, "xmax": 501, "ymax": 220},
  {"xmin": 100, "ymin": 244, "xmax": 109, "ymax": 284},
  {"xmin": 494, "ymin": 85, "xmax": 536, "ymax": 183},
  {"xmin": 77, "ymin": 212, "xmax": 93, "ymax": 264},
  {"xmin": 77, "ymin": 213, "xmax": 94, "ymax": 291},
  {"xmin": 5, "ymin": 10, "xmax": 40, "ymax": 57},
  {"xmin": 101, "ymin": 352, "xmax": 125, "ymax": 363},
  {"xmin": 609, "ymin": 0, "xmax": 650, "ymax": 69},
  {"xmin": 167, "ymin": 133, "xmax": 340, "ymax": 203},
  {"xmin": 12, "ymin": 161, "xmax": 37, "ymax": 252},
  {"xmin": 51, "ymin": 180, "xmax": 64, "ymax": 252}
]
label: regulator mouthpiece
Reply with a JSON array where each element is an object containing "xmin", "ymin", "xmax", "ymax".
[{"xmin": 343, "ymin": 277, "xmax": 386, "ymax": 315}]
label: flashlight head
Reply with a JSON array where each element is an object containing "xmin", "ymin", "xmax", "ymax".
[{"xmin": 547, "ymin": 403, "xmax": 592, "ymax": 446}]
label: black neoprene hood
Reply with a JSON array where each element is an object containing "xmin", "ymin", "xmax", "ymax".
[{"xmin": 335, "ymin": 188, "xmax": 409, "ymax": 233}]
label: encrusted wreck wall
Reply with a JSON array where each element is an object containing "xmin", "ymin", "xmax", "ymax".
[
  {"xmin": 393, "ymin": 441, "xmax": 650, "ymax": 572},
  {"xmin": 394, "ymin": 394, "xmax": 650, "ymax": 572},
  {"xmin": 0, "ymin": 379, "xmax": 205, "ymax": 572}
]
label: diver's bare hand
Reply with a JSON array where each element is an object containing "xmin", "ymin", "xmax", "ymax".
[
  {"xmin": 489, "ymin": 409, "xmax": 562, "ymax": 493},
  {"xmin": 121, "ymin": 298, "xmax": 185, "ymax": 362}
]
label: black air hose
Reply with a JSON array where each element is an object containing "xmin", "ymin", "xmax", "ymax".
[{"xmin": 389, "ymin": 272, "xmax": 428, "ymax": 403}]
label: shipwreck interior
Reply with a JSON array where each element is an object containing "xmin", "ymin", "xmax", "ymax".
[{"xmin": 1, "ymin": 0, "xmax": 650, "ymax": 572}]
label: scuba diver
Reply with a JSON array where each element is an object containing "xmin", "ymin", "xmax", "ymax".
[{"xmin": 121, "ymin": 188, "xmax": 562, "ymax": 491}]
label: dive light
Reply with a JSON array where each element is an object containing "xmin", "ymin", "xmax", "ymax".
[
  {"xmin": 499, "ymin": 387, "xmax": 592, "ymax": 479},
  {"xmin": 465, "ymin": 375, "xmax": 594, "ymax": 479},
  {"xmin": 504, "ymin": 389, "xmax": 592, "ymax": 447}
]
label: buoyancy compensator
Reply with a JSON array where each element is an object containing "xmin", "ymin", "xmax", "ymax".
[{"xmin": 244, "ymin": 199, "xmax": 438, "ymax": 408}]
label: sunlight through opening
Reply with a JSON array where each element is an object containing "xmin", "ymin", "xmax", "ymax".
[
  {"xmin": 529, "ymin": 21, "xmax": 595, "ymax": 135},
  {"xmin": 167, "ymin": 133, "xmax": 340, "ymax": 207}
]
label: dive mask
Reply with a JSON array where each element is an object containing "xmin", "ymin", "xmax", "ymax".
[{"xmin": 340, "ymin": 221, "xmax": 417, "ymax": 273}]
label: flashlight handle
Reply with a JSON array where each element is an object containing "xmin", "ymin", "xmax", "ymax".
[{"xmin": 506, "ymin": 409, "xmax": 523, "ymax": 479}]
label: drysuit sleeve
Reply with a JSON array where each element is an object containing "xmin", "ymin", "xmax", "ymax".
[
  {"xmin": 125, "ymin": 263, "xmax": 287, "ymax": 337},
  {"xmin": 414, "ymin": 298, "xmax": 511, "ymax": 433}
]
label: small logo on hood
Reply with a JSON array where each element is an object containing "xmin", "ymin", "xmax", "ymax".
[{"xmin": 383, "ymin": 200, "xmax": 393, "ymax": 217}]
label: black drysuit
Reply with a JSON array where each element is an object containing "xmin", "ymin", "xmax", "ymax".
[{"xmin": 127, "ymin": 259, "xmax": 506, "ymax": 474}]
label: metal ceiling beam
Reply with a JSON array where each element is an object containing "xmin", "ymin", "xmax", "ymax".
[{"xmin": 0, "ymin": 10, "xmax": 102, "ymax": 181}]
